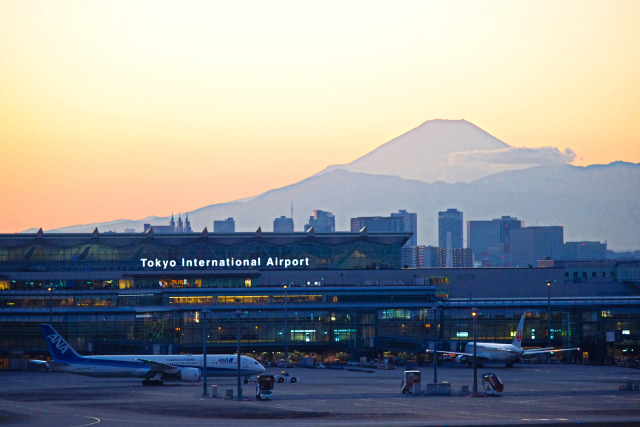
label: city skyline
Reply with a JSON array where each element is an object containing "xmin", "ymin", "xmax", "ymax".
[{"xmin": 2, "ymin": 1, "xmax": 639, "ymax": 233}]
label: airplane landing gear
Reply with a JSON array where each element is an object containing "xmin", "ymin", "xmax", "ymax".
[{"xmin": 142, "ymin": 379, "xmax": 164, "ymax": 386}]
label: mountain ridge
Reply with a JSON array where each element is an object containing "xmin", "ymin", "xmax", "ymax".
[
  {"xmin": 33, "ymin": 119, "xmax": 639, "ymax": 250},
  {"xmin": 43, "ymin": 161, "xmax": 640, "ymax": 250}
]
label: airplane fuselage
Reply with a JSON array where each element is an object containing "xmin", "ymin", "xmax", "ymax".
[
  {"xmin": 49, "ymin": 354, "xmax": 264, "ymax": 379},
  {"xmin": 464, "ymin": 342, "xmax": 524, "ymax": 365}
]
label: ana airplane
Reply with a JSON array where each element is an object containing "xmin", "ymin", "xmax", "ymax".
[
  {"xmin": 32, "ymin": 324, "xmax": 265, "ymax": 385},
  {"xmin": 435, "ymin": 314, "xmax": 579, "ymax": 367}
]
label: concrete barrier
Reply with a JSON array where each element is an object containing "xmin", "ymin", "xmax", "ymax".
[{"xmin": 425, "ymin": 383, "xmax": 451, "ymax": 395}]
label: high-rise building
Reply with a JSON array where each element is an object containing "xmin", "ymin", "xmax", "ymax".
[
  {"xmin": 351, "ymin": 210, "xmax": 418, "ymax": 267},
  {"xmin": 350, "ymin": 210, "xmax": 417, "ymax": 244},
  {"xmin": 510, "ymin": 226, "xmax": 564, "ymax": 267},
  {"xmin": 410, "ymin": 246, "xmax": 472, "ymax": 268},
  {"xmin": 213, "ymin": 218, "xmax": 235, "ymax": 233},
  {"xmin": 273, "ymin": 216, "xmax": 294, "ymax": 233},
  {"xmin": 414, "ymin": 245, "xmax": 444, "ymax": 268},
  {"xmin": 564, "ymin": 241, "xmax": 607, "ymax": 260},
  {"xmin": 438, "ymin": 209, "xmax": 463, "ymax": 250},
  {"xmin": 391, "ymin": 210, "xmax": 417, "ymax": 246},
  {"xmin": 305, "ymin": 210, "xmax": 335, "ymax": 233},
  {"xmin": 467, "ymin": 216, "xmax": 522, "ymax": 266}
]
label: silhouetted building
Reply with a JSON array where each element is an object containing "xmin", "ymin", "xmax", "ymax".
[
  {"xmin": 392, "ymin": 210, "xmax": 417, "ymax": 246},
  {"xmin": 564, "ymin": 241, "xmax": 607, "ymax": 260},
  {"xmin": 144, "ymin": 213, "xmax": 192, "ymax": 234},
  {"xmin": 450, "ymin": 248, "xmax": 474, "ymax": 268},
  {"xmin": 467, "ymin": 216, "xmax": 522, "ymax": 267},
  {"xmin": 415, "ymin": 246, "xmax": 444, "ymax": 268},
  {"xmin": 214, "ymin": 218, "xmax": 236, "ymax": 233},
  {"xmin": 409, "ymin": 246, "xmax": 472, "ymax": 268},
  {"xmin": 350, "ymin": 210, "xmax": 417, "ymax": 244},
  {"xmin": 273, "ymin": 216, "xmax": 294, "ymax": 233},
  {"xmin": 438, "ymin": 209, "xmax": 463, "ymax": 249},
  {"xmin": 351, "ymin": 210, "xmax": 417, "ymax": 267},
  {"xmin": 510, "ymin": 226, "xmax": 564, "ymax": 267},
  {"xmin": 305, "ymin": 210, "xmax": 335, "ymax": 233}
]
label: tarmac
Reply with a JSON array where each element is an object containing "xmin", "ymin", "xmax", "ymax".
[{"xmin": 1, "ymin": 363, "xmax": 640, "ymax": 426}]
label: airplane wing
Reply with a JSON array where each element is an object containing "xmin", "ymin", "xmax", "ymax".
[
  {"xmin": 523, "ymin": 347, "xmax": 579, "ymax": 355},
  {"xmin": 426, "ymin": 350, "xmax": 494, "ymax": 361},
  {"xmin": 425, "ymin": 350, "xmax": 466, "ymax": 355},
  {"xmin": 136, "ymin": 358, "xmax": 180, "ymax": 375},
  {"xmin": 28, "ymin": 359, "xmax": 72, "ymax": 370}
]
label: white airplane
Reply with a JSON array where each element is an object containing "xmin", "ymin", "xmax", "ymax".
[
  {"xmin": 434, "ymin": 314, "xmax": 579, "ymax": 367},
  {"xmin": 32, "ymin": 324, "xmax": 265, "ymax": 385}
]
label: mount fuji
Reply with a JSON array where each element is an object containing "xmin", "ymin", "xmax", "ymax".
[{"xmin": 45, "ymin": 120, "xmax": 639, "ymax": 250}]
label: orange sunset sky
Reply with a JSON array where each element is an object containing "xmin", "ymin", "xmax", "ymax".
[{"xmin": 1, "ymin": 0, "xmax": 639, "ymax": 233}]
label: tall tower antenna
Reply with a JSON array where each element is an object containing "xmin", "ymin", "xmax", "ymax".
[{"xmin": 290, "ymin": 199, "xmax": 294, "ymax": 231}]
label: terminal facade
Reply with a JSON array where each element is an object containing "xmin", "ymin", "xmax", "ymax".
[{"xmin": 1, "ymin": 229, "xmax": 639, "ymax": 369}]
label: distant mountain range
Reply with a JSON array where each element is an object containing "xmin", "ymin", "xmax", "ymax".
[{"xmin": 44, "ymin": 120, "xmax": 640, "ymax": 250}]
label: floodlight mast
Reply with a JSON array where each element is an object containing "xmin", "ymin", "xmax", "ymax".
[{"xmin": 472, "ymin": 308, "xmax": 478, "ymax": 395}]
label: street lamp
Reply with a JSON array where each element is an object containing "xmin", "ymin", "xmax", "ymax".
[
  {"xmin": 432, "ymin": 305, "xmax": 438, "ymax": 384},
  {"xmin": 236, "ymin": 309, "xmax": 242, "ymax": 400},
  {"xmin": 284, "ymin": 285, "xmax": 289, "ymax": 362},
  {"xmin": 48, "ymin": 287, "xmax": 53, "ymax": 324},
  {"xmin": 472, "ymin": 308, "xmax": 478, "ymax": 395},
  {"xmin": 547, "ymin": 281, "xmax": 552, "ymax": 349},
  {"xmin": 202, "ymin": 309, "xmax": 208, "ymax": 397}
]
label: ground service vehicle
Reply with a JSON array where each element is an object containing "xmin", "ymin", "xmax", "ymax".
[
  {"xmin": 256, "ymin": 375, "xmax": 274, "ymax": 400},
  {"xmin": 274, "ymin": 371, "xmax": 298, "ymax": 383}
]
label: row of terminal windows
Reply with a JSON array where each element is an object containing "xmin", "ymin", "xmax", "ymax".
[
  {"xmin": 565, "ymin": 271, "xmax": 616, "ymax": 279},
  {"xmin": 0, "ymin": 292, "xmax": 433, "ymax": 309}
]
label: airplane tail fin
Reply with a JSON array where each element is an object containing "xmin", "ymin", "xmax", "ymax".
[
  {"xmin": 512, "ymin": 315, "xmax": 525, "ymax": 348},
  {"xmin": 40, "ymin": 324, "xmax": 84, "ymax": 362}
]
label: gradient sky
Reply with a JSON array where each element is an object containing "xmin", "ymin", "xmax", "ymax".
[{"xmin": 1, "ymin": 0, "xmax": 639, "ymax": 233}]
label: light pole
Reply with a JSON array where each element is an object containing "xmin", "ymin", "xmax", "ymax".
[
  {"xmin": 284, "ymin": 285, "xmax": 289, "ymax": 362},
  {"xmin": 547, "ymin": 281, "xmax": 552, "ymax": 349},
  {"xmin": 236, "ymin": 309, "xmax": 242, "ymax": 400},
  {"xmin": 48, "ymin": 287, "xmax": 53, "ymax": 324},
  {"xmin": 202, "ymin": 309, "xmax": 208, "ymax": 397},
  {"xmin": 432, "ymin": 305, "xmax": 438, "ymax": 384},
  {"xmin": 472, "ymin": 308, "xmax": 478, "ymax": 395}
]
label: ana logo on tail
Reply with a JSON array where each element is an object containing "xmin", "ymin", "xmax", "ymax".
[{"xmin": 47, "ymin": 333, "xmax": 69, "ymax": 354}]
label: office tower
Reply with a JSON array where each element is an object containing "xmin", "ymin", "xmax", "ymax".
[
  {"xmin": 351, "ymin": 210, "xmax": 418, "ymax": 267},
  {"xmin": 564, "ymin": 241, "xmax": 607, "ymax": 260},
  {"xmin": 273, "ymin": 216, "xmax": 294, "ymax": 233},
  {"xmin": 391, "ymin": 210, "xmax": 418, "ymax": 246},
  {"xmin": 214, "ymin": 218, "xmax": 236, "ymax": 233},
  {"xmin": 438, "ymin": 209, "xmax": 463, "ymax": 249},
  {"xmin": 350, "ymin": 210, "xmax": 417, "ymax": 244},
  {"xmin": 467, "ymin": 216, "xmax": 522, "ymax": 266},
  {"xmin": 510, "ymin": 226, "xmax": 564, "ymax": 267},
  {"xmin": 305, "ymin": 210, "xmax": 335, "ymax": 233}
]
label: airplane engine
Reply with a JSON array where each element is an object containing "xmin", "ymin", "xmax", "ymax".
[
  {"xmin": 177, "ymin": 367, "xmax": 202, "ymax": 382},
  {"xmin": 456, "ymin": 355, "xmax": 468, "ymax": 365}
]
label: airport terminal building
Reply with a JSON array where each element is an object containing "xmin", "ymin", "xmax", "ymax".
[{"xmin": 1, "ymin": 229, "xmax": 639, "ymax": 369}]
